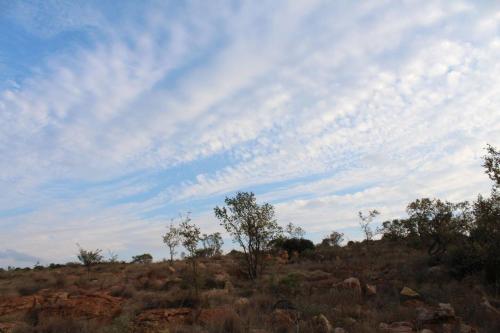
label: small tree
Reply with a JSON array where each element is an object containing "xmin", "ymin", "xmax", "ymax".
[
  {"xmin": 200, "ymin": 232, "xmax": 224, "ymax": 257},
  {"xmin": 285, "ymin": 222, "xmax": 306, "ymax": 239},
  {"xmin": 214, "ymin": 192, "xmax": 282, "ymax": 279},
  {"xmin": 77, "ymin": 245, "xmax": 103, "ymax": 276},
  {"xmin": 131, "ymin": 253, "xmax": 153, "ymax": 264},
  {"xmin": 178, "ymin": 213, "xmax": 201, "ymax": 296},
  {"xmin": 358, "ymin": 209, "xmax": 380, "ymax": 241},
  {"xmin": 321, "ymin": 231, "xmax": 344, "ymax": 247},
  {"xmin": 163, "ymin": 221, "xmax": 181, "ymax": 263}
]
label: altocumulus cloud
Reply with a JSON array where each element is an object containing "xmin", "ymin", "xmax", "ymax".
[{"xmin": 0, "ymin": 0, "xmax": 499, "ymax": 266}]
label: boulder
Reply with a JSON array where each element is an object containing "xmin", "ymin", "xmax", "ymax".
[
  {"xmin": 365, "ymin": 284, "xmax": 377, "ymax": 296},
  {"xmin": 311, "ymin": 314, "xmax": 332, "ymax": 333},
  {"xmin": 340, "ymin": 277, "xmax": 362, "ymax": 295},
  {"xmin": 400, "ymin": 286, "xmax": 419, "ymax": 298}
]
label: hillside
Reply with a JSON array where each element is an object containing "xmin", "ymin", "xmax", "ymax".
[{"xmin": 1, "ymin": 239, "xmax": 499, "ymax": 333}]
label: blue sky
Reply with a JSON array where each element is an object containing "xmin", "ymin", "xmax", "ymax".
[{"xmin": 1, "ymin": 0, "xmax": 499, "ymax": 267}]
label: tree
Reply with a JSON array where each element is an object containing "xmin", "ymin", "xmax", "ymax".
[
  {"xmin": 76, "ymin": 245, "xmax": 103, "ymax": 276},
  {"xmin": 178, "ymin": 213, "xmax": 201, "ymax": 296},
  {"xmin": 321, "ymin": 231, "xmax": 344, "ymax": 247},
  {"xmin": 358, "ymin": 209, "xmax": 380, "ymax": 241},
  {"xmin": 163, "ymin": 221, "xmax": 181, "ymax": 263},
  {"xmin": 483, "ymin": 144, "xmax": 500, "ymax": 189},
  {"xmin": 131, "ymin": 253, "xmax": 153, "ymax": 264},
  {"xmin": 214, "ymin": 192, "xmax": 283, "ymax": 279},
  {"xmin": 200, "ymin": 232, "xmax": 224, "ymax": 257},
  {"xmin": 285, "ymin": 222, "xmax": 305, "ymax": 239}
]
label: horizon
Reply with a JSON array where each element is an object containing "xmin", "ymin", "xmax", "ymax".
[{"xmin": 1, "ymin": 1, "xmax": 499, "ymax": 268}]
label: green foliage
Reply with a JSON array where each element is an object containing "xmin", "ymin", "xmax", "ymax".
[
  {"xmin": 131, "ymin": 253, "xmax": 153, "ymax": 264},
  {"xmin": 214, "ymin": 191, "xmax": 283, "ymax": 279},
  {"xmin": 76, "ymin": 245, "xmax": 103, "ymax": 272},
  {"xmin": 275, "ymin": 237, "xmax": 315, "ymax": 255}
]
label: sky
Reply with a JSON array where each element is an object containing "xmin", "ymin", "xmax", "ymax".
[{"xmin": 0, "ymin": 0, "xmax": 499, "ymax": 267}]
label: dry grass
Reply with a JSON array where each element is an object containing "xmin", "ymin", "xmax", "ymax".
[{"xmin": 1, "ymin": 240, "xmax": 499, "ymax": 332}]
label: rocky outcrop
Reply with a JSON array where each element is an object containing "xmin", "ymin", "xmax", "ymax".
[{"xmin": 0, "ymin": 290, "xmax": 122, "ymax": 322}]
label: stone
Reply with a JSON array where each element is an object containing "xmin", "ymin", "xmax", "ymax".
[
  {"xmin": 341, "ymin": 277, "xmax": 362, "ymax": 295},
  {"xmin": 400, "ymin": 286, "xmax": 419, "ymax": 298},
  {"xmin": 365, "ymin": 284, "xmax": 377, "ymax": 296},
  {"xmin": 311, "ymin": 314, "xmax": 332, "ymax": 333}
]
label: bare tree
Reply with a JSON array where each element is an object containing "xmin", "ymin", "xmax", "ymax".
[
  {"xmin": 163, "ymin": 220, "xmax": 181, "ymax": 263},
  {"xmin": 358, "ymin": 209, "xmax": 380, "ymax": 241},
  {"xmin": 200, "ymin": 232, "xmax": 224, "ymax": 257},
  {"xmin": 214, "ymin": 192, "xmax": 282, "ymax": 279},
  {"xmin": 322, "ymin": 231, "xmax": 344, "ymax": 247},
  {"xmin": 285, "ymin": 222, "xmax": 306, "ymax": 239}
]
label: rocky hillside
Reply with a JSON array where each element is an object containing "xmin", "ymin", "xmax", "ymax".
[{"xmin": 1, "ymin": 240, "xmax": 499, "ymax": 333}]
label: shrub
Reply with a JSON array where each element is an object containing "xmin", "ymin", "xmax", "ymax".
[
  {"xmin": 277, "ymin": 238, "xmax": 314, "ymax": 255},
  {"xmin": 131, "ymin": 254, "xmax": 153, "ymax": 264}
]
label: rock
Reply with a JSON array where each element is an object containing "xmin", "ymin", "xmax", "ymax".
[
  {"xmin": 0, "ymin": 291, "xmax": 122, "ymax": 322},
  {"xmin": 334, "ymin": 328, "xmax": 347, "ymax": 333},
  {"xmin": 0, "ymin": 322, "xmax": 20, "ymax": 333},
  {"xmin": 311, "ymin": 314, "xmax": 332, "ymax": 333},
  {"xmin": 400, "ymin": 286, "xmax": 419, "ymax": 298},
  {"xmin": 234, "ymin": 297, "xmax": 249, "ymax": 307},
  {"xmin": 135, "ymin": 308, "xmax": 192, "ymax": 328},
  {"xmin": 340, "ymin": 277, "xmax": 362, "ymax": 295},
  {"xmin": 416, "ymin": 303, "xmax": 455, "ymax": 324},
  {"xmin": 365, "ymin": 284, "xmax": 377, "ymax": 296},
  {"xmin": 379, "ymin": 321, "xmax": 413, "ymax": 333},
  {"xmin": 0, "ymin": 295, "xmax": 41, "ymax": 317}
]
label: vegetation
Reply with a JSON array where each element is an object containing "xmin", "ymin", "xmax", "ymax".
[
  {"xmin": 163, "ymin": 221, "xmax": 181, "ymax": 263},
  {"xmin": 131, "ymin": 253, "xmax": 153, "ymax": 264},
  {"xmin": 76, "ymin": 245, "xmax": 103, "ymax": 275},
  {"xmin": 178, "ymin": 213, "xmax": 201, "ymax": 296},
  {"xmin": 214, "ymin": 191, "xmax": 283, "ymax": 279}
]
